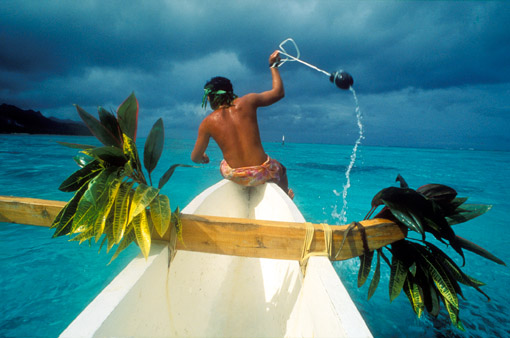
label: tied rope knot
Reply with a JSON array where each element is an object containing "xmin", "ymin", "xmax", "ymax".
[
  {"xmin": 299, "ymin": 222, "xmax": 332, "ymax": 275},
  {"xmin": 299, "ymin": 221, "xmax": 371, "ymax": 275}
]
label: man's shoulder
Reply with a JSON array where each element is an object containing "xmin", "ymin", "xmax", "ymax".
[
  {"xmin": 237, "ymin": 93, "xmax": 257, "ymax": 103},
  {"xmin": 234, "ymin": 94, "xmax": 260, "ymax": 111},
  {"xmin": 202, "ymin": 110, "xmax": 223, "ymax": 127}
]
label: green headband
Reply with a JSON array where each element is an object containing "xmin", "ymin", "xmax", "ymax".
[{"xmin": 201, "ymin": 88, "xmax": 227, "ymax": 109}]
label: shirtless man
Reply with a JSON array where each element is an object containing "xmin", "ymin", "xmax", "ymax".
[{"xmin": 191, "ymin": 50, "xmax": 293, "ymax": 198}]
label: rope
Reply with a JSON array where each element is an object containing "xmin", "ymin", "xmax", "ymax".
[
  {"xmin": 299, "ymin": 222, "xmax": 333, "ymax": 275},
  {"xmin": 334, "ymin": 221, "xmax": 370, "ymax": 260},
  {"xmin": 276, "ymin": 38, "xmax": 331, "ymax": 77}
]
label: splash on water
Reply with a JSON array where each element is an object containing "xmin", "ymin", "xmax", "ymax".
[{"xmin": 332, "ymin": 87, "xmax": 364, "ymax": 224}]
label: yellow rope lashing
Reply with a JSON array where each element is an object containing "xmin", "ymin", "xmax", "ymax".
[{"xmin": 299, "ymin": 222, "xmax": 333, "ymax": 275}]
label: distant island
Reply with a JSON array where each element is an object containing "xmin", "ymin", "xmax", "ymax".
[{"xmin": 0, "ymin": 104, "xmax": 91, "ymax": 135}]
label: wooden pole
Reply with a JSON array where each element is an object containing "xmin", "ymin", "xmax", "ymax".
[{"xmin": 0, "ymin": 195, "xmax": 406, "ymax": 261}]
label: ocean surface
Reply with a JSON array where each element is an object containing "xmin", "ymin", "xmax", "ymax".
[{"xmin": 0, "ymin": 134, "xmax": 508, "ymax": 338}]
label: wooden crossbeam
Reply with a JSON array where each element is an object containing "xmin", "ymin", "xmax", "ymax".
[{"xmin": 0, "ymin": 195, "xmax": 406, "ymax": 261}]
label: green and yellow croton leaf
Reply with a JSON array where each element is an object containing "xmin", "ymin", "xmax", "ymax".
[
  {"xmin": 132, "ymin": 210, "xmax": 151, "ymax": 260},
  {"xmin": 389, "ymin": 254, "xmax": 407, "ymax": 302},
  {"xmin": 76, "ymin": 105, "xmax": 122, "ymax": 148},
  {"xmin": 150, "ymin": 194, "xmax": 171, "ymax": 238},
  {"xmin": 360, "ymin": 174, "xmax": 505, "ymax": 330},
  {"xmin": 52, "ymin": 93, "xmax": 190, "ymax": 262},
  {"xmin": 172, "ymin": 206, "xmax": 184, "ymax": 243},
  {"xmin": 367, "ymin": 250, "xmax": 381, "ymax": 301},
  {"xmin": 144, "ymin": 118, "xmax": 165, "ymax": 186},
  {"xmin": 117, "ymin": 92, "xmax": 138, "ymax": 141},
  {"xmin": 403, "ymin": 277, "xmax": 424, "ymax": 318},
  {"xmin": 112, "ymin": 181, "xmax": 134, "ymax": 244},
  {"xmin": 357, "ymin": 251, "xmax": 373, "ymax": 288},
  {"xmin": 58, "ymin": 160, "xmax": 103, "ymax": 192}
]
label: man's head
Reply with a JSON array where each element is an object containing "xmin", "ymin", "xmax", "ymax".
[{"xmin": 202, "ymin": 76, "xmax": 238, "ymax": 110}]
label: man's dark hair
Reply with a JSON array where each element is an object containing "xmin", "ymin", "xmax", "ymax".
[{"xmin": 202, "ymin": 76, "xmax": 238, "ymax": 109}]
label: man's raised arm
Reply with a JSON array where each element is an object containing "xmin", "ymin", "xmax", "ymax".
[
  {"xmin": 191, "ymin": 121, "xmax": 210, "ymax": 164},
  {"xmin": 244, "ymin": 51, "xmax": 285, "ymax": 108}
]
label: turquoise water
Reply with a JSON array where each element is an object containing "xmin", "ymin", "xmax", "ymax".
[{"xmin": 0, "ymin": 134, "xmax": 509, "ymax": 337}]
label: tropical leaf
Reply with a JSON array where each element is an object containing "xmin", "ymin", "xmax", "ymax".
[
  {"xmin": 129, "ymin": 183, "xmax": 159, "ymax": 218},
  {"xmin": 450, "ymin": 197, "xmax": 468, "ymax": 210},
  {"xmin": 81, "ymin": 146, "xmax": 127, "ymax": 167},
  {"xmin": 98, "ymin": 231, "xmax": 108, "ymax": 253},
  {"xmin": 150, "ymin": 194, "xmax": 171, "ymax": 237},
  {"xmin": 172, "ymin": 206, "xmax": 183, "ymax": 243},
  {"xmin": 429, "ymin": 241, "xmax": 490, "ymax": 300},
  {"xmin": 425, "ymin": 241, "xmax": 486, "ymax": 287},
  {"xmin": 444, "ymin": 298, "xmax": 465, "ymax": 331},
  {"xmin": 72, "ymin": 169, "xmax": 116, "ymax": 234},
  {"xmin": 408, "ymin": 262, "xmax": 417, "ymax": 277},
  {"xmin": 403, "ymin": 277, "xmax": 424, "ymax": 318},
  {"xmin": 367, "ymin": 250, "xmax": 381, "ymax": 300},
  {"xmin": 455, "ymin": 235, "xmax": 505, "ymax": 266},
  {"xmin": 58, "ymin": 160, "xmax": 103, "ymax": 192},
  {"xmin": 109, "ymin": 227, "xmax": 136, "ymax": 264},
  {"xmin": 69, "ymin": 227, "xmax": 95, "ymax": 244},
  {"xmin": 417, "ymin": 269, "xmax": 441, "ymax": 318},
  {"xmin": 389, "ymin": 255, "xmax": 407, "ymax": 301},
  {"xmin": 447, "ymin": 204, "xmax": 492, "ymax": 225},
  {"xmin": 51, "ymin": 184, "xmax": 88, "ymax": 237},
  {"xmin": 384, "ymin": 199, "xmax": 425, "ymax": 235},
  {"xmin": 414, "ymin": 244, "xmax": 459, "ymax": 310},
  {"xmin": 122, "ymin": 133, "xmax": 139, "ymax": 165},
  {"xmin": 395, "ymin": 174, "xmax": 409, "ymax": 188},
  {"xmin": 112, "ymin": 181, "xmax": 134, "ymax": 243},
  {"xmin": 129, "ymin": 183, "xmax": 159, "ymax": 222},
  {"xmin": 103, "ymin": 216, "xmax": 116, "ymax": 253},
  {"xmin": 57, "ymin": 141, "xmax": 96, "ymax": 150},
  {"xmin": 132, "ymin": 210, "xmax": 151, "ymax": 260},
  {"xmin": 76, "ymin": 104, "xmax": 122, "ymax": 147},
  {"xmin": 73, "ymin": 154, "xmax": 94, "ymax": 168},
  {"xmin": 158, "ymin": 164, "xmax": 193, "ymax": 189},
  {"xmin": 98, "ymin": 107, "xmax": 123, "ymax": 145},
  {"xmin": 98, "ymin": 215, "xmax": 114, "ymax": 253},
  {"xmin": 417, "ymin": 184, "xmax": 457, "ymax": 203},
  {"xmin": 94, "ymin": 175, "xmax": 122, "ymax": 241},
  {"xmin": 422, "ymin": 216, "xmax": 465, "ymax": 265},
  {"xmin": 144, "ymin": 118, "xmax": 164, "ymax": 179},
  {"xmin": 117, "ymin": 92, "xmax": 138, "ymax": 141},
  {"xmin": 358, "ymin": 251, "xmax": 374, "ymax": 288}
]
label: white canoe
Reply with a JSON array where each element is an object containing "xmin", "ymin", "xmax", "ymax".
[{"xmin": 60, "ymin": 180, "xmax": 373, "ymax": 337}]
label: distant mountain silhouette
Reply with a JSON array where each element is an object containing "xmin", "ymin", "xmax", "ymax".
[{"xmin": 0, "ymin": 104, "xmax": 91, "ymax": 135}]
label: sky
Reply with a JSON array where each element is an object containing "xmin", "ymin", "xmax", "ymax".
[{"xmin": 1, "ymin": 1, "xmax": 509, "ymax": 150}]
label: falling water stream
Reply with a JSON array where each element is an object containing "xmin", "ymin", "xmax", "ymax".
[{"xmin": 333, "ymin": 87, "xmax": 364, "ymax": 224}]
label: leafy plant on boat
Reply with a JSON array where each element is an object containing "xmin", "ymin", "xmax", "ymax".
[
  {"xmin": 359, "ymin": 174, "xmax": 505, "ymax": 330},
  {"xmin": 51, "ymin": 93, "xmax": 190, "ymax": 261}
]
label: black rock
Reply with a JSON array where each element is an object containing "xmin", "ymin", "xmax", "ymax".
[{"xmin": 0, "ymin": 104, "xmax": 91, "ymax": 135}]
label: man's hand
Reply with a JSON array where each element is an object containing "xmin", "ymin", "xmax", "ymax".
[
  {"xmin": 201, "ymin": 153, "xmax": 210, "ymax": 164},
  {"xmin": 269, "ymin": 50, "xmax": 281, "ymax": 68}
]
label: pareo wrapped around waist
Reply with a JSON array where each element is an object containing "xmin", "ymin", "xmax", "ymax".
[{"xmin": 220, "ymin": 156, "xmax": 284, "ymax": 187}]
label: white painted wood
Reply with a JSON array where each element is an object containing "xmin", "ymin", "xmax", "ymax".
[{"xmin": 60, "ymin": 180, "xmax": 373, "ymax": 337}]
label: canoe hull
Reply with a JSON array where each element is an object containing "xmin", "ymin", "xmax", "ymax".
[{"xmin": 61, "ymin": 180, "xmax": 372, "ymax": 337}]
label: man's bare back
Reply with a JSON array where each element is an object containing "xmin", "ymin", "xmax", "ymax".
[
  {"xmin": 191, "ymin": 51, "xmax": 293, "ymax": 197},
  {"xmin": 195, "ymin": 97, "xmax": 269, "ymax": 168},
  {"xmin": 191, "ymin": 50, "xmax": 284, "ymax": 168}
]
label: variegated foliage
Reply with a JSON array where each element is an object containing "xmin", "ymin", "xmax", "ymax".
[
  {"xmin": 51, "ymin": 93, "xmax": 190, "ymax": 261},
  {"xmin": 360, "ymin": 175, "xmax": 505, "ymax": 330}
]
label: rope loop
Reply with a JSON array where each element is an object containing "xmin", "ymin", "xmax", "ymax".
[
  {"xmin": 276, "ymin": 38, "xmax": 331, "ymax": 77},
  {"xmin": 299, "ymin": 222, "xmax": 333, "ymax": 275}
]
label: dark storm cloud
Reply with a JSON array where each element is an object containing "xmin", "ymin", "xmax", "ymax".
[{"xmin": 1, "ymin": 1, "xmax": 509, "ymax": 150}]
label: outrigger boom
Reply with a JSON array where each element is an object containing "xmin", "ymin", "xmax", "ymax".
[{"xmin": 0, "ymin": 195, "xmax": 405, "ymax": 261}]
